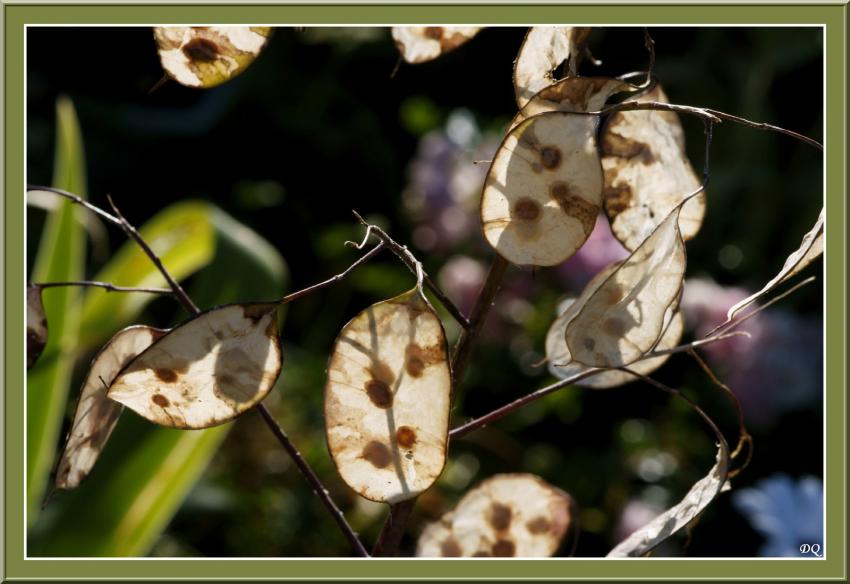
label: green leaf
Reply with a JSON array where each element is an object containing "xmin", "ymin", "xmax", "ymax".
[
  {"xmin": 79, "ymin": 201, "xmax": 215, "ymax": 348},
  {"xmin": 187, "ymin": 206, "xmax": 288, "ymax": 308},
  {"xmin": 27, "ymin": 97, "xmax": 87, "ymax": 523},
  {"xmin": 31, "ymin": 418, "xmax": 229, "ymax": 556},
  {"xmin": 32, "ymin": 208, "xmax": 287, "ymax": 556}
]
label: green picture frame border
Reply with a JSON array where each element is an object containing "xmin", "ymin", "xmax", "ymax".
[{"xmin": 4, "ymin": 2, "xmax": 846, "ymax": 581}]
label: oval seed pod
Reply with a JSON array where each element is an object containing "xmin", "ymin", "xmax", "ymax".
[
  {"xmin": 56, "ymin": 325, "xmax": 166, "ymax": 489},
  {"xmin": 392, "ymin": 27, "xmax": 481, "ymax": 63},
  {"xmin": 565, "ymin": 204, "xmax": 687, "ymax": 367},
  {"xmin": 513, "ymin": 27, "xmax": 592, "ymax": 109},
  {"xmin": 481, "ymin": 111, "xmax": 602, "ymax": 267},
  {"xmin": 602, "ymin": 85, "xmax": 706, "ymax": 251},
  {"xmin": 509, "ymin": 76, "xmax": 636, "ymax": 132},
  {"xmin": 154, "ymin": 27, "xmax": 272, "ymax": 88},
  {"xmin": 27, "ymin": 285, "xmax": 48, "ymax": 369},
  {"xmin": 547, "ymin": 304, "xmax": 684, "ymax": 389},
  {"xmin": 416, "ymin": 474, "xmax": 575, "ymax": 557},
  {"xmin": 108, "ymin": 303, "xmax": 282, "ymax": 429},
  {"xmin": 324, "ymin": 288, "xmax": 451, "ymax": 504}
]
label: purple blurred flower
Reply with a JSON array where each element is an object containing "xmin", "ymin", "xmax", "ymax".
[
  {"xmin": 733, "ymin": 474, "xmax": 823, "ymax": 557},
  {"xmin": 681, "ymin": 278, "xmax": 822, "ymax": 427},
  {"xmin": 438, "ymin": 255, "xmax": 487, "ymax": 316},
  {"xmin": 403, "ymin": 110, "xmax": 498, "ymax": 251},
  {"xmin": 556, "ymin": 215, "xmax": 630, "ymax": 290}
]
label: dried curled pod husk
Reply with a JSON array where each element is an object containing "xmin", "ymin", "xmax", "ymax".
[
  {"xmin": 416, "ymin": 474, "xmax": 575, "ymax": 557},
  {"xmin": 154, "ymin": 27, "xmax": 272, "ymax": 88},
  {"xmin": 56, "ymin": 325, "xmax": 166, "ymax": 489},
  {"xmin": 481, "ymin": 111, "xmax": 603, "ymax": 267},
  {"xmin": 324, "ymin": 288, "xmax": 451, "ymax": 503},
  {"xmin": 714, "ymin": 207, "xmax": 823, "ymax": 331},
  {"xmin": 608, "ymin": 445, "xmax": 729, "ymax": 557},
  {"xmin": 27, "ymin": 285, "xmax": 48, "ymax": 369},
  {"xmin": 392, "ymin": 26, "xmax": 481, "ymax": 63},
  {"xmin": 509, "ymin": 76, "xmax": 636, "ymax": 132},
  {"xmin": 108, "ymin": 303, "xmax": 282, "ymax": 429},
  {"xmin": 513, "ymin": 27, "xmax": 592, "ymax": 109},
  {"xmin": 565, "ymin": 203, "xmax": 687, "ymax": 367},
  {"xmin": 602, "ymin": 85, "xmax": 706, "ymax": 251}
]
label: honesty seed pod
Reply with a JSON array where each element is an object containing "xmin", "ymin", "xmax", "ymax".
[
  {"xmin": 107, "ymin": 303, "xmax": 282, "ymax": 429},
  {"xmin": 154, "ymin": 26, "xmax": 272, "ymax": 88},
  {"xmin": 392, "ymin": 27, "xmax": 481, "ymax": 63},
  {"xmin": 602, "ymin": 85, "xmax": 707, "ymax": 251},
  {"xmin": 324, "ymin": 287, "xmax": 451, "ymax": 504},
  {"xmin": 513, "ymin": 27, "xmax": 592, "ymax": 109},
  {"xmin": 416, "ymin": 474, "xmax": 575, "ymax": 557},
  {"xmin": 608, "ymin": 445, "xmax": 729, "ymax": 557},
  {"xmin": 26, "ymin": 285, "xmax": 48, "ymax": 369},
  {"xmin": 56, "ymin": 325, "xmax": 166, "ymax": 489},
  {"xmin": 565, "ymin": 202, "xmax": 687, "ymax": 368},
  {"xmin": 481, "ymin": 111, "xmax": 603, "ymax": 267},
  {"xmin": 509, "ymin": 75, "xmax": 636, "ymax": 132},
  {"xmin": 547, "ymin": 300, "xmax": 684, "ymax": 389}
]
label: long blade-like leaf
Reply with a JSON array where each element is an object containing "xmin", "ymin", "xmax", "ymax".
[
  {"xmin": 27, "ymin": 97, "xmax": 87, "ymax": 522},
  {"xmin": 32, "ymin": 209, "xmax": 287, "ymax": 556}
]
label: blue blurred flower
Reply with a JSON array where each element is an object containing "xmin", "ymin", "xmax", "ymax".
[{"xmin": 733, "ymin": 474, "xmax": 823, "ymax": 557}]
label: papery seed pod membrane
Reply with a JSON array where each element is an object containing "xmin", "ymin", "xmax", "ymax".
[
  {"xmin": 392, "ymin": 27, "xmax": 481, "ymax": 63},
  {"xmin": 716, "ymin": 208, "xmax": 823, "ymax": 329},
  {"xmin": 565, "ymin": 204, "xmax": 686, "ymax": 368},
  {"xmin": 608, "ymin": 445, "xmax": 729, "ymax": 557},
  {"xmin": 324, "ymin": 288, "xmax": 451, "ymax": 504},
  {"xmin": 481, "ymin": 111, "xmax": 603, "ymax": 267},
  {"xmin": 27, "ymin": 285, "xmax": 48, "ymax": 369},
  {"xmin": 56, "ymin": 325, "xmax": 166, "ymax": 489},
  {"xmin": 509, "ymin": 76, "xmax": 636, "ymax": 133},
  {"xmin": 416, "ymin": 474, "xmax": 574, "ymax": 557},
  {"xmin": 108, "ymin": 303, "xmax": 282, "ymax": 429},
  {"xmin": 602, "ymin": 85, "xmax": 706, "ymax": 251},
  {"xmin": 154, "ymin": 27, "xmax": 272, "ymax": 88},
  {"xmin": 547, "ymin": 302, "xmax": 684, "ymax": 389},
  {"xmin": 513, "ymin": 27, "xmax": 592, "ymax": 109}
]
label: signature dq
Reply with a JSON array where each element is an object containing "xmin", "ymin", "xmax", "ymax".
[{"xmin": 799, "ymin": 543, "xmax": 822, "ymax": 557}]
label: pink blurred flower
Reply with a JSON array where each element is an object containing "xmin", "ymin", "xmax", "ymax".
[{"xmin": 681, "ymin": 278, "xmax": 822, "ymax": 427}]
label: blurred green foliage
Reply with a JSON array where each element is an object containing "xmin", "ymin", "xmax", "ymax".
[{"xmin": 26, "ymin": 26, "xmax": 822, "ymax": 557}]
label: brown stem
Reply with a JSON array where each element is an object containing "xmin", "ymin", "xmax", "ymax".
[
  {"xmin": 373, "ymin": 254, "xmax": 509, "ymax": 556},
  {"xmin": 30, "ymin": 186, "xmax": 369, "ymax": 557},
  {"xmin": 350, "ymin": 212, "xmax": 470, "ymax": 329},
  {"xmin": 449, "ymin": 328, "xmax": 751, "ymax": 440},
  {"xmin": 586, "ymin": 101, "xmax": 823, "ymax": 152},
  {"xmin": 371, "ymin": 498, "xmax": 415, "ymax": 557},
  {"xmin": 278, "ymin": 242, "xmax": 385, "ymax": 304},
  {"xmin": 687, "ymin": 350, "xmax": 753, "ymax": 476},
  {"xmin": 449, "ymin": 255, "xmax": 509, "ymax": 387},
  {"xmin": 33, "ymin": 280, "xmax": 174, "ymax": 295},
  {"xmin": 105, "ymin": 195, "xmax": 200, "ymax": 315},
  {"xmin": 256, "ymin": 405, "xmax": 369, "ymax": 557}
]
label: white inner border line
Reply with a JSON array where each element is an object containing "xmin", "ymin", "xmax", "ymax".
[{"xmin": 22, "ymin": 23, "xmax": 828, "ymax": 562}]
